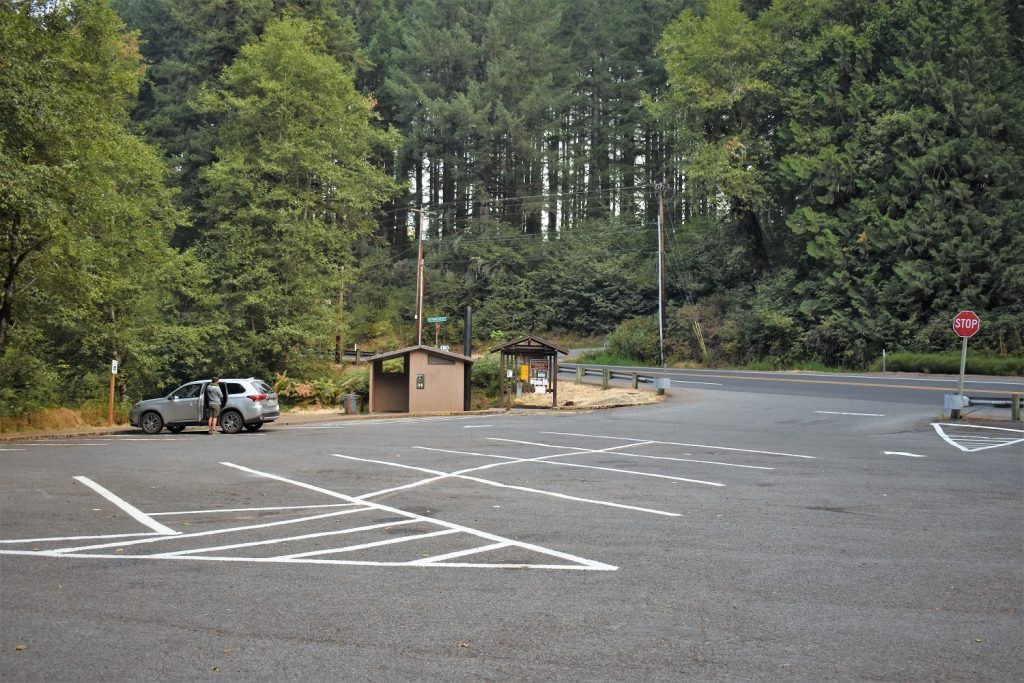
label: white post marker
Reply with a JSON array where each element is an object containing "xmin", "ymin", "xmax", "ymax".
[{"xmin": 951, "ymin": 310, "xmax": 981, "ymax": 419}]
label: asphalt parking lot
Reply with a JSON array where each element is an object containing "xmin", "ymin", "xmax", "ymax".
[{"xmin": 1, "ymin": 390, "xmax": 1021, "ymax": 681}]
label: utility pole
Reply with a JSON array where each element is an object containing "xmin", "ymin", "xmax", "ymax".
[
  {"xmin": 335, "ymin": 266, "xmax": 344, "ymax": 364},
  {"xmin": 657, "ymin": 184, "xmax": 667, "ymax": 370},
  {"xmin": 415, "ymin": 208, "xmax": 425, "ymax": 346}
]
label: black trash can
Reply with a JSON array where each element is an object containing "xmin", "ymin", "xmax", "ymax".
[{"xmin": 342, "ymin": 393, "xmax": 360, "ymax": 415}]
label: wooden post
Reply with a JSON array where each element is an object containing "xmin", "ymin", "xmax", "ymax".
[
  {"xmin": 602, "ymin": 368, "xmax": 609, "ymax": 390},
  {"xmin": 575, "ymin": 365, "xmax": 582, "ymax": 385},
  {"xmin": 108, "ymin": 357, "xmax": 118, "ymax": 426},
  {"xmin": 632, "ymin": 372, "xmax": 639, "ymax": 389},
  {"xmin": 550, "ymin": 355, "xmax": 557, "ymax": 408},
  {"xmin": 1013, "ymin": 393, "xmax": 1021, "ymax": 422},
  {"xmin": 108, "ymin": 371, "xmax": 115, "ymax": 426}
]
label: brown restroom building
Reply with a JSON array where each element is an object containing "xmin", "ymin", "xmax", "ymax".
[{"xmin": 367, "ymin": 345, "xmax": 473, "ymax": 414}]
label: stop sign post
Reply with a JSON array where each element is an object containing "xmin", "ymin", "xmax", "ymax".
[{"xmin": 952, "ymin": 310, "xmax": 981, "ymax": 418}]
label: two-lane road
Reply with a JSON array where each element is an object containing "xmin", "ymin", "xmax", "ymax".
[{"xmin": 562, "ymin": 363, "xmax": 1024, "ymax": 407}]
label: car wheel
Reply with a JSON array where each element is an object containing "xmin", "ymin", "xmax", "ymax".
[
  {"xmin": 140, "ymin": 411, "xmax": 164, "ymax": 434},
  {"xmin": 220, "ymin": 410, "xmax": 243, "ymax": 434},
  {"xmin": 167, "ymin": 425, "xmax": 186, "ymax": 433},
  {"xmin": 244, "ymin": 422, "xmax": 263, "ymax": 432}
]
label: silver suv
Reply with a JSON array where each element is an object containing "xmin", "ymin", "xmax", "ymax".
[{"xmin": 129, "ymin": 378, "xmax": 280, "ymax": 434}]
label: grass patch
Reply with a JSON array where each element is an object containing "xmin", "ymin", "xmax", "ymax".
[
  {"xmin": 879, "ymin": 352, "xmax": 1024, "ymax": 375},
  {"xmin": 736, "ymin": 359, "xmax": 848, "ymax": 373},
  {"xmin": 0, "ymin": 403, "xmax": 130, "ymax": 434},
  {"xmin": 576, "ymin": 351, "xmax": 651, "ymax": 366}
]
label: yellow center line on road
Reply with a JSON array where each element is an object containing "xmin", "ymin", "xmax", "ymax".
[{"xmin": 664, "ymin": 373, "xmax": 1016, "ymax": 396}]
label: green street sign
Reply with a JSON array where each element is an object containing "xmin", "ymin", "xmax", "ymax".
[{"xmin": 426, "ymin": 316, "xmax": 448, "ymax": 323}]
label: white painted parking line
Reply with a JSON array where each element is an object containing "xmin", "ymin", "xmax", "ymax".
[
  {"xmin": 149, "ymin": 503, "xmax": 360, "ymax": 516},
  {"xmin": 0, "ymin": 532, "xmax": 167, "ymax": 544},
  {"xmin": 542, "ymin": 432, "xmax": 817, "ymax": 459},
  {"xmin": 884, "ymin": 451, "xmax": 927, "ymax": 458},
  {"xmin": 223, "ymin": 462, "xmax": 617, "ymax": 570},
  {"xmin": 815, "ymin": 411, "xmax": 885, "ymax": 417},
  {"xmin": 486, "ymin": 436, "xmax": 768, "ymax": 470},
  {"xmin": 73, "ymin": 476, "xmax": 180, "ymax": 536},
  {"xmin": 278, "ymin": 528, "xmax": 460, "ymax": 560},
  {"xmin": 408, "ymin": 541, "xmax": 509, "ymax": 566},
  {"xmin": 337, "ymin": 453, "xmax": 682, "ymax": 517},
  {"xmin": 932, "ymin": 423, "xmax": 1024, "ymax": 452},
  {"xmin": 154, "ymin": 518, "xmax": 420, "ymax": 558},
  {"xmin": 49, "ymin": 508, "xmax": 365, "ymax": 554},
  {"xmin": 296, "ymin": 415, "xmax": 487, "ymax": 429},
  {"xmin": 442, "ymin": 439, "xmax": 726, "ymax": 487},
  {"xmin": 591, "ymin": 450, "xmax": 773, "ymax": 470},
  {"xmin": 3, "ymin": 428, "xmax": 797, "ymax": 572}
]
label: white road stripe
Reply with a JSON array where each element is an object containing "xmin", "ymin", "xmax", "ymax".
[
  {"xmin": 49, "ymin": 509, "xmax": 363, "ymax": 554},
  {"xmin": 278, "ymin": 528, "xmax": 460, "ymax": 560},
  {"xmin": 669, "ymin": 380, "xmax": 723, "ymax": 386},
  {"xmin": 155, "ymin": 519, "xmax": 419, "ymax": 558},
  {"xmin": 815, "ymin": 411, "xmax": 885, "ymax": 417},
  {"xmin": 542, "ymin": 432, "xmax": 817, "ymax": 459},
  {"xmin": 149, "ymin": 503, "xmax": 359, "ymax": 516},
  {"xmin": 224, "ymin": 462, "xmax": 617, "ymax": 570},
  {"xmin": 884, "ymin": 451, "xmax": 927, "ymax": 458},
  {"xmin": 0, "ymin": 550, "xmax": 607, "ymax": 570},
  {"xmin": 336, "ymin": 453, "xmax": 683, "ymax": 517},
  {"xmin": 73, "ymin": 476, "xmax": 180, "ymax": 536},
  {"xmin": 932, "ymin": 423, "xmax": 1024, "ymax": 452},
  {"xmin": 0, "ymin": 532, "xmax": 166, "ymax": 544},
  {"xmin": 425, "ymin": 444, "xmax": 724, "ymax": 487},
  {"xmin": 410, "ymin": 541, "xmax": 510, "ymax": 565}
]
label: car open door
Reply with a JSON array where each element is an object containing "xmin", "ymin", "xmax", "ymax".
[{"xmin": 165, "ymin": 382, "xmax": 205, "ymax": 424}]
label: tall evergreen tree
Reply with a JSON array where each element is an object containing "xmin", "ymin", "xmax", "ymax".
[
  {"xmin": 771, "ymin": 0, "xmax": 1024, "ymax": 353},
  {"xmin": 194, "ymin": 16, "xmax": 400, "ymax": 373}
]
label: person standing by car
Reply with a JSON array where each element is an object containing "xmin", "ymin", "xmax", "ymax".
[{"xmin": 206, "ymin": 377, "xmax": 223, "ymax": 434}]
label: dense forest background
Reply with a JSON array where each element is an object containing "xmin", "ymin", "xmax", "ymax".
[{"xmin": 2, "ymin": 0, "xmax": 1022, "ymax": 415}]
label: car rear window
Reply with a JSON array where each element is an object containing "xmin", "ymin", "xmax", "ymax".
[
  {"xmin": 255, "ymin": 381, "xmax": 273, "ymax": 394},
  {"xmin": 224, "ymin": 382, "xmax": 246, "ymax": 396}
]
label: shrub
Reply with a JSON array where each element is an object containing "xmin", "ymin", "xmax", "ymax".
[
  {"xmin": 274, "ymin": 364, "xmax": 370, "ymax": 408},
  {"xmin": 606, "ymin": 316, "xmax": 661, "ymax": 364},
  {"xmin": 471, "ymin": 353, "xmax": 502, "ymax": 398}
]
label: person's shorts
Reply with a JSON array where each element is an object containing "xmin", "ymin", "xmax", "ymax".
[{"xmin": 209, "ymin": 404, "xmax": 221, "ymax": 418}]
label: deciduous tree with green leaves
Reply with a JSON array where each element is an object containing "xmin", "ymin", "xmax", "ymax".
[{"xmin": 1, "ymin": 0, "xmax": 186, "ymax": 414}]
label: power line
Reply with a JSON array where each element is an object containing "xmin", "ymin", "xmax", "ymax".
[{"xmin": 373, "ymin": 183, "xmax": 657, "ymax": 218}]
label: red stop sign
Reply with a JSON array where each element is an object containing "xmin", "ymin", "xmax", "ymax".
[{"xmin": 952, "ymin": 310, "xmax": 981, "ymax": 338}]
